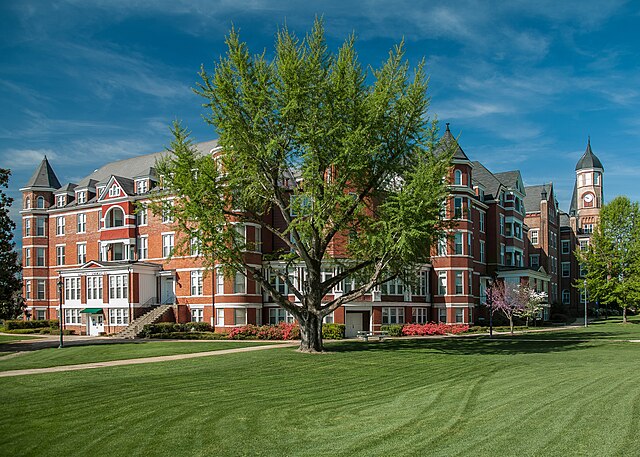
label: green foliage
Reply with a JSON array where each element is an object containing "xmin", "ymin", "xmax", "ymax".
[
  {"xmin": 146, "ymin": 332, "xmax": 227, "ymax": 340},
  {"xmin": 4, "ymin": 319, "xmax": 57, "ymax": 330},
  {"xmin": 141, "ymin": 322, "xmax": 214, "ymax": 337},
  {"xmin": 380, "ymin": 324, "xmax": 404, "ymax": 336},
  {"xmin": 151, "ymin": 19, "xmax": 452, "ymax": 351},
  {"xmin": 0, "ymin": 169, "xmax": 22, "ymax": 320},
  {"xmin": 577, "ymin": 196, "xmax": 640, "ymax": 321},
  {"xmin": 321, "ymin": 323, "xmax": 345, "ymax": 339}
]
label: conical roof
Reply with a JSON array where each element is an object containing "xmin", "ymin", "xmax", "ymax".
[
  {"xmin": 437, "ymin": 123, "xmax": 469, "ymax": 161},
  {"xmin": 575, "ymin": 138, "xmax": 604, "ymax": 171},
  {"xmin": 24, "ymin": 156, "xmax": 61, "ymax": 189}
]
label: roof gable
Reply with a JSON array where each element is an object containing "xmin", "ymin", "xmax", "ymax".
[{"xmin": 24, "ymin": 156, "xmax": 61, "ymax": 189}]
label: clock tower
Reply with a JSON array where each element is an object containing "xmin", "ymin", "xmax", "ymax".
[{"xmin": 569, "ymin": 137, "xmax": 604, "ymax": 242}]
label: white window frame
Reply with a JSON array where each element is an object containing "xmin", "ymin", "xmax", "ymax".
[
  {"xmin": 56, "ymin": 245, "xmax": 65, "ymax": 266},
  {"xmin": 108, "ymin": 185, "xmax": 120, "ymax": 197},
  {"xmin": 136, "ymin": 206, "xmax": 148, "ymax": 226},
  {"xmin": 412, "ymin": 307, "xmax": 429, "ymax": 324},
  {"xmin": 109, "ymin": 274, "xmax": 129, "ymax": 300},
  {"xmin": 76, "ymin": 213, "xmax": 86, "ymax": 233},
  {"xmin": 216, "ymin": 308, "xmax": 225, "ymax": 326},
  {"xmin": 87, "ymin": 276, "xmax": 103, "ymax": 301},
  {"xmin": 64, "ymin": 309, "xmax": 82, "ymax": 325},
  {"xmin": 234, "ymin": 308, "xmax": 247, "ymax": 325},
  {"xmin": 191, "ymin": 270, "xmax": 203, "ymax": 296},
  {"xmin": 56, "ymin": 216, "xmax": 65, "ymax": 236},
  {"xmin": 191, "ymin": 307, "xmax": 204, "ymax": 322},
  {"xmin": 479, "ymin": 240, "xmax": 486, "ymax": 264},
  {"xmin": 77, "ymin": 243, "xmax": 87, "ymax": 264},
  {"xmin": 138, "ymin": 236, "xmax": 148, "ymax": 260},
  {"xmin": 25, "ymin": 218, "xmax": 31, "ymax": 237},
  {"xmin": 109, "ymin": 308, "xmax": 129, "ymax": 325},
  {"xmin": 562, "ymin": 262, "xmax": 570, "ymax": 278},
  {"xmin": 438, "ymin": 271, "xmax": 447, "ymax": 295},
  {"xmin": 382, "ymin": 307, "xmax": 405, "ymax": 325},
  {"xmin": 162, "ymin": 233, "xmax": 174, "ymax": 258},
  {"xmin": 36, "ymin": 247, "xmax": 46, "ymax": 266},
  {"xmin": 233, "ymin": 271, "xmax": 246, "ymax": 294}
]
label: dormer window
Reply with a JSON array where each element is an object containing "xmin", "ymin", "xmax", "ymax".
[
  {"xmin": 56, "ymin": 195, "xmax": 65, "ymax": 207},
  {"xmin": 77, "ymin": 192, "xmax": 86, "ymax": 204},
  {"xmin": 108, "ymin": 185, "xmax": 120, "ymax": 198},
  {"xmin": 454, "ymin": 169, "xmax": 463, "ymax": 186},
  {"xmin": 136, "ymin": 180, "xmax": 148, "ymax": 194}
]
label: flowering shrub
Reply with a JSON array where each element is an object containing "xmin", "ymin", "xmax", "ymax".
[
  {"xmin": 401, "ymin": 322, "xmax": 469, "ymax": 336},
  {"xmin": 227, "ymin": 322, "xmax": 300, "ymax": 340}
]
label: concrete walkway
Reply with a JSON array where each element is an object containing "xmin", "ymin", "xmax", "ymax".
[{"xmin": 0, "ymin": 342, "xmax": 298, "ymax": 378}]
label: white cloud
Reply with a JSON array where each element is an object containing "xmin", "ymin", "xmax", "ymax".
[{"xmin": 1, "ymin": 149, "xmax": 58, "ymax": 169}]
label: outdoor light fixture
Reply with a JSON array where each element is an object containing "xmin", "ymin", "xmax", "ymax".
[
  {"xmin": 583, "ymin": 279, "xmax": 588, "ymax": 328},
  {"xmin": 57, "ymin": 276, "xmax": 64, "ymax": 348}
]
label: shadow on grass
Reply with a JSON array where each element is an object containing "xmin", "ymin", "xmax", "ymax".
[
  {"xmin": 325, "ymin": 335, "xmax": 593, "ymax": 356},
  {"xmin": 0, "ymin": 338, "xmax": 149, "ymax": 353}
]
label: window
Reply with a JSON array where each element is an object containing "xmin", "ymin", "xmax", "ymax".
[
  {"xmin": 455, "ymin": 271, "xmax": 463, "ymax": 295},
  {"xmin": 454, "ymin": 232, "xmax": 463, "ymax": 255},
  {"xmin": 25, "ymin": 219, "xmax": 31, "ymax": 236},
  {"xmin": 562, "ymin": 289, "xmax": 570, "ymax": 304},
  {"xmin": 25, "ymin": 197, "xmax": 31, "ymax": 209},
  {"xmin": 269, "ymin": 308, "xmax": 293, "ymax": 325},
  {"xmin": 216, "ymin": 269, "xmax": 224, "ymax": 294},
  {"xmin": 56, "ymin": 246, "xmax": 65, "ymax": 265},
  {"xmin": 35, "ymin": 309, "xmax": 46, "ymax": 320},
  {"xmin": 77, "ymin": 213, "xmax": 86, "ymax": 233},
  {"xmin": 562, "ymin": 240, "xmax": 570, "ymax": 254},
  {"xmin": 36, "ymin": 217, "xmax": 45, "ymax": 236},
  {"xmin": 594, "ymin": 173, "xmax": 600, "ymax": 185},
  {"xmin": 162, "ymin": 234, "xmax": 174, "ymax": 258},
  {"xmin": 106, "ymin": 207, "xmax": 124, "ymax": 228},
  {"xmin": 253, "ymin": 226, "xmax": 262, "ymax": 252},
  {"xmin": 530, "ymin": 255, "xmax": 540, "ymax": 269},
  {"xmin": 191, "ymin": 308, "xmax": 204, "ymax": 322},
  {"xmin": 36, "ymin": 196, "xmax": 45, "ymax": 208},
  {"xmin": 136, "ymin": 206, "xmax": 148, "ymax": 226},
  {"xmin": 530, "ymin": 229, "xmax": 539, "ymax": 245},
  {"xmin": 36, "ymin": 247, "xmax": 45, "ymax": 266},
  {"xmin": 583, "ymin": 224, "xmax": 593, "ymax": 234},
  {"xmin": 25, "ymin": 280, "xmax": 32, "ymax": 299},
  {"xmin": 64, "ymin": 277, "xmax": 81, "ymax": 301},
  {"xmin": 64, "ymin": 309, "xmax": 82, "ymax": 325},
  {"xmin": 580, "ymin": 239, "xmax": 589, "ymax": 251},
  {"xmin": 98, "ymin": 210, "xmax": 103, "ymax": 230},
  {"xmin": 468, "ymin": 271, "xmax": 473, "ymax": 294},
  {"xmin": 437, "ymin": 237, "xmax": 447, "ymax": 256},
  {"xmin": 499, "ymin": 214, "xmax": 505, "ymax": 235},
  {"xmin": 454, "ymin": 169, "xmax": 463, "ymax": 186},
  {"xmin": 162, "ymin": 201, "xmax": 173, "ymax": 223},
  {"xmin": 56, "ymin": 195, "xmax": 65, "ymax": 207},
  {"xmin": 191, "ymin": 270, "xmax": 203, "ymax": 296},
  {"xmin": 108, "ymin": 185, "xmax": 120, "ymax": 197},
  {"xmin": 479, "ymin": 241, "xmax": 485, "ymax": 263},
  {"xmin": 467, "ymin": 233, "xmax": 473, "ymax": 256},
  {"xmin": 479, "ymin": 212, "xmax": 485, "ymax": 232},
  {"xmin": 438, "ymin": 271, "xmax": 447, "ymax": 295},
  {"xmin": 137, "ymin": 236, "xmax": 148, "ymax": 260},
  {"xmin": 514, "ymin": 223, "xmax": 522, "ymax": 240},
  {"xmin": 190, "ymin": 237, "xmax": 201, "ymax": 256},
  {"xmin": 24, "ymin": 248, "xmax": 31, "ymax": 267},
  {"xmin": 56, "ymin": 216, "xmax": 65, "ymax": 235},
  {"xmin": 36, "ymin": 280, "xmax": 45, "ymax": 299},
  {"xmin": 77, "ymin": 191, "xmax": 86, "ymax": 204},
  {"xmin": 416, "ymin": 271, "xmax": 428, "ymax": 296},
  {"xmin": 233, "ymin": 272, "xmax": 246, "ymax": 294},
  {"xmin": 87, "ymin": 276, "xmax": 103, "ymax": 300},
  {"xmin": 382, "ymin": 307, "xmax": 405, "ymax": 325},
  {"xmin": 323, "ymin": 313, "xmax": 334, "ymax": 324},
  {"xmin": 136, "ymin": 180, "xmax": 148, "ymax": 194},
  {"xmin": 455, "ymin": 308, "xmax": 464, "ymax": 323},
  {"xmin": 413, "ymin": 307, "xmax": 429, "ymax": 324},
  {"xmin": 500, "ymin": 244, "xmax": 505, "ymax": 266},
  {"xmin": 234, "ymin": 224, "xmax": 246, "ymax": 249},
  {"xmin": 381, "ymin": 278, "xmax": 404, "ymax": 295},
  {"xmin": 216, "ymin": 308, "xmax": 225, "ymax": 326},
  {"xmin": 234, "ymin": 308, "xmax": 247, "ymax": 325},
  {"xmin": 109, "ymin": 308, "xmax": 129, "ymax": 325},
  {"xmin": 109, "ymin": 275, "xmax": 128, "ymax": 300},
  {"xmin": 580, "ymin": 264, "xmax": 587, "ymax": 278},
  {"xmin": 505, "ymin": 222, "xmax": 513, "ymax": 237},
  {"xmin": 562, "ymin": 262, "xmax": 570, "ymax": 278},
  {"xmin": 438, "ymin": 308, "xmax": 447, "ymax": 323},
  {"xmin": 454, "ymin": 197, "xmax": 463, "ymax": 218},
  {"xmin": 77, "ymin": 243, "xmax": 86, "ymax": 264}
]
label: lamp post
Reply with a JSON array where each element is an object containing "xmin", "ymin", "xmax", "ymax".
[
  {"xmin": 57, "ymin": 276, "xmax": 64, "ymax": 348},
  {"xmin": 583, "ymin": 279, "xmax": 588, "ymax": 328}
]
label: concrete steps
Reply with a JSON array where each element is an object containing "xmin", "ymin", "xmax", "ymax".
[{"xmin": 117, "ymin": 304, "xmax": 175, "ymax": 339}]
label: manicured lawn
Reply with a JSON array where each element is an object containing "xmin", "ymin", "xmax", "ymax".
[
  {"xmin": 0, "ymin": 334, "xmax": 42, "ymax": 342},
  {"xmin": 0, "ymin": 340, "xmax": 279, "ymax": 372},
  {"xmin": 513, "ymin": 316, "xmax": 640, "ymax": 340},
  {"xmin": 1, "ymin": 323, "xmax": 640, "ymax": 456}
]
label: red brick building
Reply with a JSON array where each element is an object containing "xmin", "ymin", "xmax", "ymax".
[{"xmin": 20, "ymin": 128, "xmax": 598, "ymax": 335}]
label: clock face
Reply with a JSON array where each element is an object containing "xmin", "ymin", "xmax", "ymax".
[{"xmin": 584, "ymin": 193, "xmax": 594, "ymax": 203}]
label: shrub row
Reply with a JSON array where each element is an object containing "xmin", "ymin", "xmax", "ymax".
[
  {"xmin": 147, "ymin": 332, "xmax": 227, "ymax": 340},
  {"xmin": 144, "ymin": 323, "xmax": 346, "ymax": 341},
  {"xmin": 4, "ymin": 327, "xmax": 74, "ymax": 335},
  {"xmin": 140, "ymin": 322, "xmax": 214, "ymax": 337},
  {"xmin": 380, "ymin": 323, "xmax": 470, "ymax": 336},
  {"xmin": 227, "ymin": 322, "xmax": 301, "ymax": 340},
  {"xmin": 3, "ymin": 319, "xmax": 59, "ymax": 330}
]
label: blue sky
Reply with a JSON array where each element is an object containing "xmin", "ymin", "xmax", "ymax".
[{"xmin": 2, "ymin": 0, "xmax": 640, "ymax": 245}]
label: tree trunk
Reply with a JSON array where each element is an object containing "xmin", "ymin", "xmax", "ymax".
[
  {"xmin": 509, "ymin": 315, "xmax": 514, "ymax": 335},
  {"xmin": 298, "ymin": 312, "xmax": 323, "ymax": 353},
  {"xmin": 623, "ymin": 306, "xmax": 627, "ymax": 324}
]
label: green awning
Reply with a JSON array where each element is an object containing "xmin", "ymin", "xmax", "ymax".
[{"xmin": 80, "ymin": 308, "xmax": 103, "ymax": 314}]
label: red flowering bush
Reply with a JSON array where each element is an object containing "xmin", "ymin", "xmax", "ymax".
[
  {"xmin": 401, "ymin": 322, "xmax": 469, "ymax": 336},
  {"xmin": 227, "ymin": 322, "xmax": 300, "ymax": 340}
]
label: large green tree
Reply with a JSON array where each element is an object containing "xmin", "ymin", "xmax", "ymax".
[
  {"xmin": 154, "ymin": 20, "xmax": 452, "ymax": 352},
  {"xmin": 577, "ymin": 196, "xmax": 640, "ymax": 323},
  {"xmin": 0, "ymin": 168, "xmax": 23, "ymax": 320}
]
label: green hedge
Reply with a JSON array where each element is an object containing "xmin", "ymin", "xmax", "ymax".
[
  {"xmin": 322, "ymin": 323, "xmax": 345, "ymax": 339},
  {"xmin": 141, "ymin": 322, "xmax": 214, "ymax": 337},
  {"xmin": 4, "ymin": 319, "xmax": 59, "ymax": 330},
  {"xmin": 380, "ymin": 324, "xmax": 404, "ymax": 336},
  {"xmin": 147, "ymin": 331, "xmax": 227, "ymax": 340}
]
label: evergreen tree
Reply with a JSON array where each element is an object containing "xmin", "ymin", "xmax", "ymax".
[
  {"xmin": 0, "ymin": 168, "xmax": 23, "ymax": 320},
  {"xmin": 577, "ymin": 196, "xmax": 640, "ymax": 323},
  {"xmin": 152, "ymin": 19, "xmax": 452, "ymax": 352}
]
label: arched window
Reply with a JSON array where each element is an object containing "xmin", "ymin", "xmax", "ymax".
[
  {"xmin": 105, "ymin": 207, "xmax": 125, "ymax": 228},
  {"xmin": 25, "ymin": 197, "xmax": 31, "ymax": 209},
  {"xmin": 36, "ymin": 196, "xmax": 45, "ymax": 208},
  {"xmin": 454, "ymin": 169, "xmax": 463, "ymax": 186},
  {"xmin": 562, "ymin": 289, "xmax": 570, "ymax": 304}
]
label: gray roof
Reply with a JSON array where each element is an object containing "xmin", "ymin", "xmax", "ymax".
[
  {"xmin": 576, "ymin": 138, "xmax": 604, "ymax": 171},
  {"xmin": 74, "ymin": 140, "xmax": 219, "ymax": 188},
  {"xmin": 569, "ymin": 182, "xmax": 578, "ymax": 215},
  {"xmin": 524, "ymin": 183, "xmax": 552, "ymax": 214},
  {"xmin": 436, "ymin": 123, "xmax": 469, "ymax": 161},
  {"xmin": 25, "ymin": 156, "xmax": 61, "ymax": 189},
  {"xmin": 54, "ymin": 183, "xmax": 78, "ymax": 194},
  {"xmin": 471, "ymin": 161, "xmax": 503, "ymax": 199},
  {"xmin": 559, "ymin": 211, "xmax": 570, "ymax": 227},
  {"xmin": 112, "ymin": 176, "xmax": 135, "ymax": 196},
  {"xmin": 494, "ymin": 170, "xmax": 521, "ymax": 191}
]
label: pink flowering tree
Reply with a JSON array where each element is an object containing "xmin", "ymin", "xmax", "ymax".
[{"xmin": 491, "ymin": 281, "xmax": 529, "ymax": 335}]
